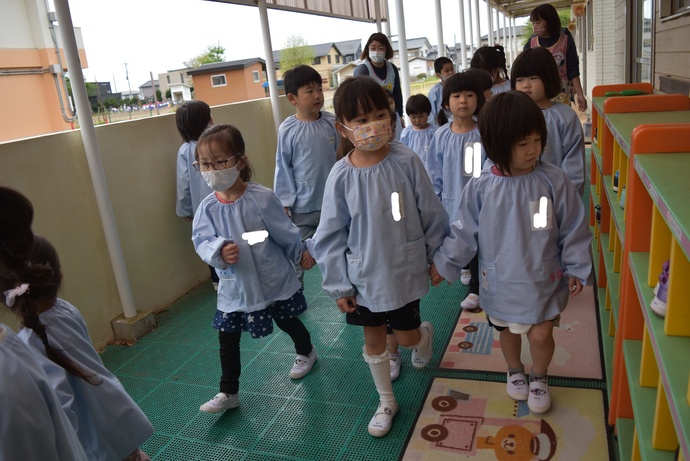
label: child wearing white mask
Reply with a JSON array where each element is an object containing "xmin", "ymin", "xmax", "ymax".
[
  {"xmin": 354, "ymin": 33, "xmax": 404, "ymax": 123},
  {"xmin": 192, "ymin": 124, "xmax": 317, "ymax": 414},
  {"xmin": 311, "ymin": 77, "xmax": 449, "ymax": 438}
]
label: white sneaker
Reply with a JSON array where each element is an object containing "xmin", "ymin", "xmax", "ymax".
[
  {"xmin": 460, "ymin": 269, "xmax": 471, "ymax": 285},
  {"xmin": 289, "ymin": 347, "xmax": 317, "ymax": 379},
  {"xmin": 367, "ymin": 402, "xmax": 399, "ymax": 437},
  {"xmin": 390, "ymin": 354, "xmax": 401, "ymax": 381},
  {"xmin": 411, "ymin": 321, "xmax": 434, "ymax": 369},
  {"xmin": 460, "ymin": 293, "xmax": 480, "ymax": 309},
  {"xmin": 527, "ymin": 377, "xmax": 551, "ymax": 413},
  {"xmin": 199, "ymin": 392, "xmax": 239, "ymax": 413},
  {"xmin": 506, "ymin": 371, "xmax": 528, "ymax": 401}
]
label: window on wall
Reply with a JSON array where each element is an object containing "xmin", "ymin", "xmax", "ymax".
[
  {"xmin": 586, "ymin": 0, "xmax": 594, "ymax": 52},
  {"xmin": 661, "ymin": 0, "xmax": 690, "ymax": 18},
  {"xmin": 632, "ymin": 0, "xmax": 652, "ymax": 82},
  {"xmin": 313, "ymin": 57, "xmax": 321, "ymax": 65},
  {"xmin": 252, "ymin": 71, "xmax": 260, "ymax": 82},
  {"xmin": 327, "ymin": 55, "xmax": 331, "ymax": 64},
  {"xmin": 336, "ymin": 55, "xmax": 340, "ymax": 63},
  {"xmin": 166, "ymin": 75, "xmax": 171, "ymax": 84},
  {"xmin": 211, "ymin": 75, "xmax": 226, "ymax": 87},
  {"xmin": 180, "ymin": 72, "xmax": 184, "ymax": 82}
]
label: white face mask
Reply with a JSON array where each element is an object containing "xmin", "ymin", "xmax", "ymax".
[
  {"xmin": 369, "ymin": 51, "xmax": 386, "ymax": 63},
  {"xmin": 202, "ymin": 165, "xmax": 240, "ymax": 192}
]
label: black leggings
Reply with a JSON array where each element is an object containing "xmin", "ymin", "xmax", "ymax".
[{"xmin": 218, "ymin": 316, "xmax": 312, "ymax": 394}]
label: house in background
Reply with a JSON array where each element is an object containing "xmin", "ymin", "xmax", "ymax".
[
  {"xmin": 480, "ymin": 25, "xmax": 526, "ymax": 47},
  {"xmin": 335, "ymin": 39, "xmax": 363, "ymax": 63},
  {"xmin": 391, "ymin": 37, "xmax": 433, "ymax": 69},
  {"xmin": 158, "ymin": 68, "xmax": 193, "ymax": 102},
  {"xmin": 187, "ymin": 58, "xmax": 268, "ymax": 106},
  {"xmin": 407, "ymin": 56, "xmax": 435, "ymax": 79},
  {"xmin": 0, "ymin": 0, "xmax": 87, "ymax": 142},
  {"xmin": 87, "ymin": 82, "xmax": 121, "ymax": 108},
  {"xmin": 139, "ymin": 79, "xmax": 160, "ymax": 101},
  {"xmin": 273, "ymin": 42, "xmax": 344, "ymax": 88}
]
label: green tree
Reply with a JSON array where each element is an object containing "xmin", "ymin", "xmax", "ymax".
[
  {"xmin": 156, "ymin": 89, "xmax": 163, "ymax": 102},
  {"xmin": 522, "ymin": 10, "xmax": 570, "ymax": 46},
  {"xmin": 279, "ymin": 35, "xmax": 314, "ymax": 71},
  {"xmin": 184, "ymin": 44, "xmax": 225, "ymax": 68},
  {"xmin": 165, "ymin": 89, "xmax": 172, "ymax": 100}
]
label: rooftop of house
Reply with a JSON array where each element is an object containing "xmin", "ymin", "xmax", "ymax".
[{"xmin": 187, "ymin": 58, "xmax": 267, "ymax": 75}]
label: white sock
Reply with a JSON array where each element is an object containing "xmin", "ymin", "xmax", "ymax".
[{"xmin": 363, "ymin": 347, "xmax": 396, "ymax": 408}]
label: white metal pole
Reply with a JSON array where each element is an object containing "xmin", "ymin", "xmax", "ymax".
[
  {"xmin": 457, "ymin": 0, "xmax": 468, "ymax": 70},
  {"xmin": 394, "ymin": 0, "xmax": 411, "ymax": 122},
  {"xmin": 486, "ymin": 1, "xmax": 494, "ymax": 46},
  {"xmin": 502, "ymin": 12, "xmax": 507, "ymax": 50},
  {"xmin": 53, "ymin": 0, "xmax": 138, "ymax": 318},
  {"xmin": 383, "ymin": 0, "xmax": 392, "ymax": 38},
  {"xmin": 468, "ymin": 0, "xmax": 475, "ymax": 55},
  {"xmin": 512, "ymin": 16, "xmax": 517, "ymax": 61},
  {"xmin": 494, "ymin": 8, "xmax": 500, "ymax": 44},
  {"xmin": 257, "ymin": 0, "xmax": 282, "ymax": 134},
  {"xmin": 434, "ymin": 0, "xmax": 445, "ymax": 57},
  {"xmin": 374, "ymin": 0, "xmax": 382, "ymax": 33},
  {"xmin": 474, "ymin": 0, "xmax": 481, "ymax": 51}
]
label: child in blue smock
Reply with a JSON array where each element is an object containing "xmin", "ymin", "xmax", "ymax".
[
  {"xmin": 0, "ymin": 186, "xmax": 87, "ymax": 461},
  {"xmin": 192, "ymin": 124, "xmax": 317, "ymax": 414},
  {"xmin": 400, "ymin": 94, "xmax": 437, "ymax": 164},
  {"xmin": 1, "ymin": 236, "xmax": 153, "ymax": 461},
  {"xmin": 428, "ymin": 56, "xmax": 455, "ymax": 125},
  {"xmin": 512, "ymin": 47, "xmax": 586, "ymax": 196},
  {"xmin": 312, "ymin": 77, "xmax": 449, "ymax": 438},
  {"xmin": 273, "ymin": 65, "xmax": 338, "ymax": 278},
  {"xmin": 175, "ymin": 100, "xmax": 219, "ymax": 289},
  {"xmin": 430, "ymin": 92, "xmax": 593, "ymax": 414},
  {"xmin": 426, "ymin": 71, "xmax": 487, "ymax": 311},
  {"xmin": 470, "ymin": 45, "xmax": 512, "ymax": 95}
]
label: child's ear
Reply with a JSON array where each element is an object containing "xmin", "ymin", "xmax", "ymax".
[
  {"xmin": 287, "ymin": 93, "xmax": 298, "ymax": 105},
  {"xmin": 335, "ymin": 122, "xmax": 349, "ymax": 139}
]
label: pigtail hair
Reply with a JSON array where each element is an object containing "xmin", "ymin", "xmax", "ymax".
[
  {"xmin": 1, "ymin": 237, "xmax": 101, "ymax": 385},
  {"xmin": 436, "ymin": 110, "xmax": 449, "ymax": 127},
  {"xmin": 337, "ymin": 134, "xmax": 354, "ymax": 160}
]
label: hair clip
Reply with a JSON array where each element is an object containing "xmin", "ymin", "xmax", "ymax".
[{"xmin": 4, "ymin": 283, "xmax": 29, "ymax": 307}]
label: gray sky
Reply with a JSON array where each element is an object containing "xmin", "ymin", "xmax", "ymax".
[{"xmin": 59, "ymin": 0, "xmax": 526, "ymax": 92}]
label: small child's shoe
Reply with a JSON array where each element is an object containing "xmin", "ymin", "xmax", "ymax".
[
  {"xmin": 619, "ymin": 186, "xmax": 626, "ymax": 209},
  {"xmin": 199, "ymin": 392, "xmax": 239, "ymax": 413},
  {"xmin": 460, "ymin": 269, "xmax": 471, "ymax": 285},
  {"xmin": 367, "ymin": 402, "xmax": 399, "ymax": 437},
  {"xmin": 527, "ymin": 375, "xmax": 551, "ymax": 414},
  {"xmin": 411, "ymin": 321, "xmax": 434, "ymax": 368},
  {"xmin": 651, "ymin": 273, "xmax": 669, "ymax": 318},
  {"xmin": 390, "ymin": 353, "xmax": 401, "ymax": 381},
  {"xmin": 506, "ymin": 371, "xmax": 529, "ymax": 401},
  {"xmin": 613, "ymin": 170, "xmax": 619, "ymax": 192},
  {"xmin": 290, "ymin": 347, "xmax": 317, "ymax": 379},
  {"xmin": 460, "ymin": 293, "xmax": 480, "ymax": 310}
]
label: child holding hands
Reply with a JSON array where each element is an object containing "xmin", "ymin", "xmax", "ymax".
[
  {"xmin": 431, "ymin": 91, "xmax": 592, "ymax": 414},
  {"xmin": 193, "ymin": 124, "xmax": 317, "ymax": 413},
  {"xmin": 274, "ymin": 64, "xmax": 338, "ymax": 261},
  {"xmin": 312, "ymin": 77, "xmax": 449, "ymax": 437}
]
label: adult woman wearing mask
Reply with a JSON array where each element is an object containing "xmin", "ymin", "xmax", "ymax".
[
  {"xmin": 354, "ymin": 33, "xmax": 404, "ymax": 119},
  {"xmin": 523, "ymin": 3, "xmax": 587, "ymax": 112}
]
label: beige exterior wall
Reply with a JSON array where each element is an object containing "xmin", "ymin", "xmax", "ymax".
[
  {"xmin": 653, "ymin": 13, "xmax": 690, "ymax": 87},
  {"xmin": 191, "ymin": 63, "xmax": 266, "ymax": 106},
  {"xmin": 584, "ymin": 0, "xmax": 618, "ymax": 98},
  {"xmin": 0, "ymin": 96, "xmax": 293, "ymax": 350}
]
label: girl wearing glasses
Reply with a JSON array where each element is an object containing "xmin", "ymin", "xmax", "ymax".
[{"xmin": 191, "ymin": 124, "xmax": 317, "ymax": 414}]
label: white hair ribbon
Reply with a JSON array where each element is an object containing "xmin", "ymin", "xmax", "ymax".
[{"xmin": 4, "ymin": 283, "xmax": 29, "ymax": 307}]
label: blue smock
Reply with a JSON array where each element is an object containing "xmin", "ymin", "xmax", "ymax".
[
  {"xmin": 192, "ymin": 183, "xmax": 303, "ymax": 313},
  {"xmin": 426, "ymin": 123, "xmax": 486, "ymax": 222},
  {"xmin": 400, "ymin": 124, "xmax": 438, "ymax": 164},
  {"xmin": 176, "ymin": 140, "xmax": 213, "ymax": 218},
  {"xmin": 0, "ymin": 324, "xmax": 87, "ymax": 461},
  {"xmin": 313, "ymin": 142, "xmax": 449, "ymax": 312},
  {"xmin": 433, "ymin": 163, "xmax": 593, "ymax": 324},
  {"xmin": 18, "ymin": 300, "xmax": 153, "ymax": 461},
  {"xmin": 542, "ymin": 102, "xmax": 586, "ymax": 195},
  {"xmin": 273, "ymin": 112, "xmax": 339, "ymax": 213},
  {"xmin": 428, "ymin": 82, "xmax": 443, "ymax": 123}
]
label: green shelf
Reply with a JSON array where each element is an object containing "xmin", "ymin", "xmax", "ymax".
[
  {"xmin": 616, "ymin": 417, "xmax": 636, "ymax": 461},
  {"xmin": 623, "ymin": 340, "xmax": 677, "ymax": 461},
  {"xmin": 592, "ymin": 143, "xmax": 603, "ymax": 173},
  {"xmin": 593, "ymin": 96, "xmax": 609, "ymax": 116},
  {"xmin": 605, "ymin": 111, "xmax": 690, "ymax": 157},
  {"xmin": 635, "ymin": 153, "xmax": 690, "ymax": 261},
  {"xmin": 598, "ymin": 285, "xmax": 615, "ymax": 403},
  {"xmin": 599, "ymin": 232, "xmax": 621, "ymax": 326},
  {"xmin": 601, "ymin": 174, "xmax": 626, "ymax": 244},
  {"xmin": 629, "ymin": 252, "xmax": 690, "ymax": 460}
]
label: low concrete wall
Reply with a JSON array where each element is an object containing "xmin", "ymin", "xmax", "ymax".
[{"xmin": 0, "ymin": 95, "xmax": 295, "ymax": 349}]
